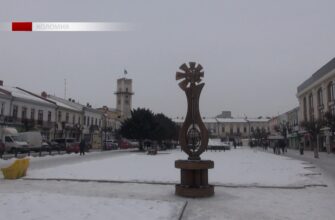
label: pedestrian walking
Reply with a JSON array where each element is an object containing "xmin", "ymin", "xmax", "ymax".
[
  {"xmin": 79, "ymin": 139, "xmax": 86, "ymax": 156},
  {"xmin": 299, "ymin": 142, "xmax": 304, "ymax": 155}
]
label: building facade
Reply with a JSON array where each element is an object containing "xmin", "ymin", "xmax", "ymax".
[
  {"xmin": 297, "ymin": 57, "xmax": 335, "ymax": 152},
  {"xmin": 173, "ymin": 115, "xmax": 269, "ymax": 144},
  {"xmin": 0, "ymin": 84, "xmax": 57, "ymax": 139}
]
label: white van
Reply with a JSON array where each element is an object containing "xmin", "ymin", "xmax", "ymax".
[
  {"xmin": 18, "ymin": 131, "xmax": 43, "ymax": 151},
  {"xmin": 0, "ymin": 127, "xmax": 30, "ymax": 153}
]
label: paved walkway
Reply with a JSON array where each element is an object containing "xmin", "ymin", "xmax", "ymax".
[{"xmin": 284, "ymin": 149, "xmax": 335, "ymax": 182}]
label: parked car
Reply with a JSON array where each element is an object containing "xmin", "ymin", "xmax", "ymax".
[
  {"xmin": 47, "ymin": 140, "xmax": 62, "ymax": 151},
  {"xmin": 0, "ymin": 139, "xmax": 5, "ymax": 156},
  {"xmin": 40, "ymin": 141, "xmax": 52, "ymax": 152},
  {"xmin": 208, "ymin": 139, "xmax": 231, "ymax": 150},
  {"xmin": 118, "ymin": 139, "xmax": 130, "ymax": 149},
  {"xmin": 104, "ymin": 140, "xmax": 118, "ymax": 150},
  {"xmin": 52, "ymin": 138, "xmax": 80, "ymax": 153}
]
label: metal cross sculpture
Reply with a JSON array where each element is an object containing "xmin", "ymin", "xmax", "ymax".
[{"xmin": 176, "ymin": 62, "xmax": 209, "ymax": 160}]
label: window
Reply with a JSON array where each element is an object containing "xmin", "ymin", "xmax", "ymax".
[
  {"xmin": 309, "ymin": 93, "xmax": 314, "ymax": 120},
  {"xmin": 125, "ymin": 99, "xmax": 129, "ymax": 104},
  {"xmin": 38, "ymin": 110, "xmax": 43, "ymax": 124},
  {"xmin": 21, "ymin": 107, "xmax": 27, "ymax": 119},
  {"xmin": 5, "ymin": 136, "xmax": 13, "ymax": 142},
  {"xmin": 66, "ymin": 112, "xmax": 69, "ymax": 123},
  {"xmin": 48, "ymin": 111, "xmax": 52, "ymax": 122},
  {"xmin": 91, "ymin": 117, "xmax": 93, "ymax": 125},
  {"xmin": 317, "ymin": 88, "xmax": 324, "ymax": 118},
  {"xmin": 87, "ymin": 116, "xmax": 90, "ymax": 126},
  {"xmin": 99, "ymin": 119, "xmax": 101, "ymax": 127},
  {"xmin": 126, "ymin": 88, "xmax": 128, "ymax": 92},
  {"xmin": 118, "ymin": 99, "xmax": 121, "ymax": 105},
  {"xmin": 237, "ymin": 127, "xmax": 240, "ymax": 134},
  {"xmin": 303, "ymin": 97, "xmax": 307, "ymax": 121},
  {"xmin": 95, "ymin": 118, "xmax": 97, "ymax": 125},
  {"xmin": 12, "ymin": 105, "xmax": 18, "ymax": 119},
  {"xmin": 31, "ymin": 109, "xmax": 35, "ymax": 120},
  {"xmin": 78, "ymin": 116, "xmax": 81, "ymax": 125},
  {"xmin": 222, "ymin": 126, "xmax": 225, "ymax": 133},
  {"xmin": 0, "ymin": 102, "xmax": 4, "ymax": 116},
  {"xmin": 309, "ymin": 93, "xmax": 313, "ymax": 108},
  {"xmin": 84, "ymin": 116, "xmax": 86, "ymax": 125},
  {"xmin": 327, "ymin": 82, "xmax": 334, "ymax": 102},
  {"xmin": 230, "ymin": 127, "xmax": 233, "ymax": 135},
  {"xmin": 244, "ymin": 127, "xmax": 247, "ymax": 133},
  {"xmin": 317, "ymin": 88, "xmax": 323, "ymax": 106},
  {"xmin": 72, "ymin": 115, "xmax": 75, "ymax": 124},
  {"xmin": 58, "ymin": 111, "xmax": 62, "ymax": 122},
  {"xmin": 251, "ymin": 126, "xmax": 254, "ymax": 132}
]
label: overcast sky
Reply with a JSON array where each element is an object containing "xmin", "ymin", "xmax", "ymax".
[{"xmin": 1, "ymin": 0, "xmax": 335, "ymax": 118}]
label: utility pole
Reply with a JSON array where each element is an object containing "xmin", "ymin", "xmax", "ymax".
[{"xmin": 64, "ymin": 79, "xmax": 67, "ymax": 99}]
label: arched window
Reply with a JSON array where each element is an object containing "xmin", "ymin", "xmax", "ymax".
[
  {"xmin": 328, "ymin": 81, "xmax": 333, "ymax": 102},
  {"xmin": 317, "ymin": 88, "xmax": 323, "ymax": 106},
  {"xmin": 309, "ymin": 93, "xmax": 314, "ymax": 120},
  {"xmin": 303, "ymin": 97, "xmax": 307, "ymax": 121}
]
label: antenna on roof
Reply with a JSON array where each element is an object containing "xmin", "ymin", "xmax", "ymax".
[{"xmin": 64, "ymin": 79, "xmax": 67, "ymax": 99}]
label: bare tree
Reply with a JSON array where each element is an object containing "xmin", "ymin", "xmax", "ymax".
[
  {"xmin": 300, "ymin": 119, "xmax": 325, "ymax": 158},
  {"xmin": 324, "ymin": 111, "xmax": 335, "ymax": 154}
]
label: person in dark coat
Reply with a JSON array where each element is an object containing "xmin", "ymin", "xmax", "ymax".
[{"xmin": 79, "ymin": 139, "xmax": 86, "ymax": 156}]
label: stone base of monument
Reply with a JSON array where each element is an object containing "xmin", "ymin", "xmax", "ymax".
[{"xmin": 175, "ymin": 160, "xmax": 214, "ymax": 198}]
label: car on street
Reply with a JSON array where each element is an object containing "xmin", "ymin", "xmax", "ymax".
[
  {"xmin": 52, "ymin": 138, "xmax": 80, "ymax": 153},
  {"xmin": 0, "ymin": 139, "xmax": 5, "ymax": 157},
  {"xmin": 208, "ymin": 139, "xmax": 231, "ymax": 150},
  {"xmin": 104, "ymin": 140, "xmax": 118, "ymax": 150}
]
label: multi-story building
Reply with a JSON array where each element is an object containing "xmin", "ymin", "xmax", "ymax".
[
  {"xmin": 45, "ymin": 94, "xmax": 103, "ymax": 148},
  {"xmin": 287, "ymin": 107, "xmax": 300, "ymax": 149},
  {"xmin": 0, "ymin": 83, "xmax": 11, "ymax": 118},
  {"xmin": 41, "ymin": 93, "xmax": 83, "ymax": 140},
  {"xmin": 0, "ymin": 83, "xmax": 57, "ymax": 139},
  {"xmin": 173, "ymin": 113, "xmax": 269, "ymax": 144},
  {"xmin": 297, "ymin": 57, "xmax": 335, "ymax": 151}
]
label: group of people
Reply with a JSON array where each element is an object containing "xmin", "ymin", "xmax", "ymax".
[{"xmin": 273, "ymin": 139, "xmax": 287, "ymax": 155}]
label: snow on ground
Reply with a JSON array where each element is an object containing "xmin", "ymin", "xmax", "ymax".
[
  {"xmin": 23, "ymin": 148, "xmax": 321, "ymax": 187},
  {"xmin": 0, "ymin": 191, "xmax": 183, "ymax": 220},
  {"xmin": 0, "ymin": 179, "xmax": 334, "ymax": 220},
  {"xmin": 1, "ymin": 147, "xmax": 335, "ymax": 220}
]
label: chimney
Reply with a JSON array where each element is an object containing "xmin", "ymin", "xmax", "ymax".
[
  {"xmin": 68, "ymin": 98, "xmax": 72, "ymax": 101},
  {"xmin": 72, "ymin": 99, "xmax": 75, "ymax": 103},
  {"xmin": 41, "ymin": 91, "xmax": 47, "ymax": 98},
  {"xmin": 0, "ymin": 80, "xmax": 3, "ymax": 86}
]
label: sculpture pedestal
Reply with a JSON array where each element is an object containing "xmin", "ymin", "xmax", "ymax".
[{"xmin": 175, "ymin": 160, "xmax": 214, "ymax": 198}]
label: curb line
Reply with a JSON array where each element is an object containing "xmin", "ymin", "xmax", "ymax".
[
  {"xmin": 177, "ymin": 201, "xmax": 188, "ymax": 220},
  {"xmin": 22, "ymin": 178, "xmax": 328, "ymax": 189}
]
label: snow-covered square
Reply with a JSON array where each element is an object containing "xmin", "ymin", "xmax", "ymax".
[{"xmin": 1, "ymin": 147, "xmax": 335, "ymax": 220}]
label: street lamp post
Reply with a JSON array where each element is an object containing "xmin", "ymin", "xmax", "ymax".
[
  {"xmin": 245, "ymin": 118, "xmax": 251, "ymax": 146},
  {"xmin": 102, "ymin": 113, "xmax": 107, "ymax": 151}
]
